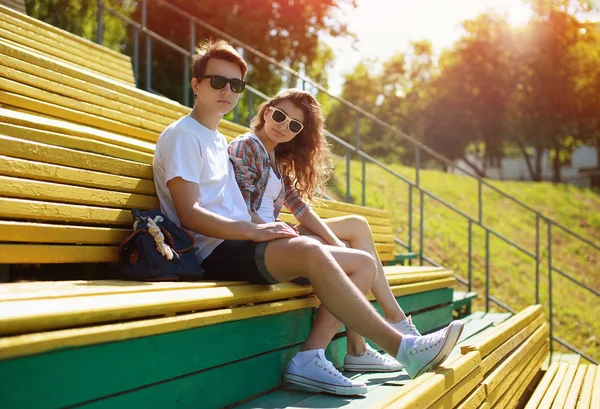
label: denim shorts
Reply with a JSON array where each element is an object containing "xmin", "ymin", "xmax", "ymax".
[{"xmin": 200, "ymin": 239, "xmax": 310, "ymax": 285}]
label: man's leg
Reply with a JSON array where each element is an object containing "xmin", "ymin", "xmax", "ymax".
[{"xmin": 263, "ymin": 236, "xmax": 403, "ymax": 356}]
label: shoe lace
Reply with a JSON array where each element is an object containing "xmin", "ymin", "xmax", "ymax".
[
  {"xmin": 405, "ymin": 321, "xmax": 421, "ymax": 337},
  {"xmin": 365, "ymin": 347, "xmax": 392, "ymax": 363},
  {"xmin": 409, "ymin": 330, "xmax": 444, "ymax": 355},
  {"xmin": 315, "ymin": 359, "xmax": 345, "ymax": 379}
]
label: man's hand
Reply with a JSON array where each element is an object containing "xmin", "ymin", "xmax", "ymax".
[{"xmin": 250, "ymin": 222, "xmax": 300, "ymax": 242}]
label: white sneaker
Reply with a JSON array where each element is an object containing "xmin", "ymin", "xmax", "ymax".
[
  {"xmin": 396, "ymin": 320, "xmax": 464, "ymax": 379},
  {"xmin": 390, "ymin": 315, "xmax": 421, "ymax": 337},
  {"xmin": 344, "ymin": 344, "xmax": 403, "ymax": 372},
  {"xmin": 284, "ymin": 349, "xmax": 367, "ymax": 396}
]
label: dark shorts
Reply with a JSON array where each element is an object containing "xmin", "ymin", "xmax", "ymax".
[{"xmin": 200, "ymin": 240, "xmax": 310, "ymax": 285}]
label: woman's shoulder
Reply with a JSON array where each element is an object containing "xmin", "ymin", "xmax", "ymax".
[{"xmin": 229, "ymin": 132, "xmax": 259, "ymax": 148}]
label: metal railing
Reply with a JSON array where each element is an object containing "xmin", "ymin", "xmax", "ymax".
[{"xmin": 96, "ymin": 0, "xmax": 599, "ymax": 364}]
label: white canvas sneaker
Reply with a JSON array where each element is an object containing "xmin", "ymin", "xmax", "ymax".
[
  {"xmin": 344, "ymin": 344, "xmax": 403, "ymax": 372},
  {"xmin": 284, "ymin": 349, "xmax": 367, "ymax": 396},
  {"xmin": 396, "ymin": 320, "xmax": 464, "ymax": 379},
  {"xmin": 390, "ymin": 315, "xmax": 421, "ymax": 337}
]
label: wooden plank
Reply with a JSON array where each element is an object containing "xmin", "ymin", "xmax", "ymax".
[
  {"xmin": 1, "ymin": 58, "xmax": 172, "ymax": 129},
  {"xmin": 0, "ymin": 244, "xmax": 119, "ymax": 263},
  {"xmin": 429, "ymin": 365, "xmax": 484, "ymax": 409},
  {"xmin": 383, "ymin": 265, "xmax": 446, "ymax": 275},
  {"xmin": 0, "ymin": 15, "xmax": 132, "ymax": 76},
  {"xmin": 576, "ymin": 365, "xmax": 596, "ymax": 409},
  {"xmin": 456, "ymin": 385, "xmax": 487, "ymax": 409},
  {"xmin": 381, "ymin": 277, "xmax": 455, "ymax": 299},
  {"xmin": 0, "ymin": 12, "xmax": 133, "ymax": 74},
  {"xmin": 491, "ymin": 343, "xmax": 549, "ymax": 409},
  {"xmin": 0, "ymin": 297, "xmax": 317, "ymax": 360},
  {"xmin": 564, "ymin": 365, "xmax": 589, "ymax": 409},
  {"xmin": 0, "ymin": 197, "xmax": 131, "ymax": 226},
  {"xmin": 591, "ymin": 365, "xmax": 600, "ymax": 409},
  {"xmin": 0, "ymin": 40, "xmax": 181, "ymax": 119},
  {"xmin": 0, "ymin": 135, "xmax": 152, "ymax": 180},
  {"xmin": 0, "ymin": 156, "xmax": 156, "ymax": 194},
  {"xmin": 0, "ymin": 88, "xmax": 158, "ymax": 142},
  {"xmin": 313, "ymin": 200, "xmax": 389, "ymax": 218},
  {"xmin": 537, "ymin": 362, "xmax": 570, "ymax": 408},
  {"xmin": 0, "ymin": 134, "xmax": 153, "ymax": 178},
  {"xmin": 0, "ymin": 282, "xmax": 315, "ymax": 335},
  {"xmin": 483, "ymin": 323, "xmax": 549, "ymax": 404},
  {"xmin": 76, "ymin": 344, "xmax": 305, "ymax": 409},
  {"xmin": 0, "ymin": 24, "xmax": 133, "ymax": 83},
  {"xmin": 386, "ymin": 271, "xmax": 453, "ymax": 286},
  {"xmin": 0, "ymin": 76, "xmax": 163, "ymax": 136},
  {"xmin": 457, "ymin": 319, "xmax": 495, "ymax": 345},
  {"xmin": 0, "ymin": 123, "xmax": 153, "ymax": 164},
  {"xmin": 524, "ymin": 362, "xmax": 560, "ymax": 409},
  {"xmin": 551, "ymin": 364, "xmax": 579, "ymax": 409},
  {"xmin": 0, "ymin": 310, "xmax": 312, "ymax": 409},
  {"xmin": 0, "ymin": 175, "xmax": 159, "ymax": 209},
  {"xmin": 0, "ymin": 39, "xmax": 184, "ymax": 116},
  {"xmin": 480, "ymin": 314, "xmax": 546, "ymax": 375},
  {"xmin": 0, "ymin": 107, "xmax": 156, "ymax": 155},
  {"xmin": 461, "ymin": 305, "xmax": 543, "ymax": 357},
  {"xmin": 382, "ymin": 351, "xmax": 482, "ymax": 409},
  {"xmin": 0, "ymin": 222, "xmax": 131, "ymax": 246},
  {"xmin": 0, "ymin": 279, "xmax": 248, "ymax": 301},
  {"xmin": 0, "ymin": 4, "xmax": 131, "ymax": 64}
]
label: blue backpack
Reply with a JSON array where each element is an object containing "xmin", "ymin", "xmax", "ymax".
[{"xmin": 120, "ymin": 209, "xmax": 204, "ymax": 281}]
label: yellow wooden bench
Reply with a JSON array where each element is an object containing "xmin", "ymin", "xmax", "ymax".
[
  {"xmin": 0, "ymin": 4, "xmax": 135, "ymax": 85},
  {"xmin": 343, "ymin": 305, "xmax": 550, "ymax": 409},
  {"xmin": 524, "ymin": 360, "xmax": 599, "ymax": 409},
  {"xmin": 0, "ymin": 12, "xmax": 462, "ymax": 408}
]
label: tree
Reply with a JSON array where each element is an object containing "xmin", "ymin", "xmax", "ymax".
[{"xmin": 423, "ymin": 14, "xmax": 516, "ymax": 176}]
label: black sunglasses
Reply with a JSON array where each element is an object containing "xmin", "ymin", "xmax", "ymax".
[
  {"xmin": 269, "ymin": 107, "xmax": 304, "ymax": 134},
  {"xmin": 199, "ymin": 75, "xmax": 246, "ymax": 93}
]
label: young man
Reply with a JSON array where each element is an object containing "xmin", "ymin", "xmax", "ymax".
[{"xmin": 153, "ymin": 39, "xmax": 464, "ymax": 396}]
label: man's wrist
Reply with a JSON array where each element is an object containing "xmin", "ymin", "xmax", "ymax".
[{"xmin": 239, "ymin": 220, "xmax": 258, "ymax": 241}]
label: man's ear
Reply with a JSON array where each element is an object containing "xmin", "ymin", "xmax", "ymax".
[{"xmin": 191, "ymin": 77, "xmax": 200, "ymax": 97}]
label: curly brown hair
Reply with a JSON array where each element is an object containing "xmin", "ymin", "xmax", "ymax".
[{"xmin": 251, "ymin": 89, "xmax": 332, "ymax": 202}]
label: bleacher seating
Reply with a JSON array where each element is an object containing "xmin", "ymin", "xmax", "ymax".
[{"xmin": 0, "ymin": 6, "xmax": 566, "ymax": 409}]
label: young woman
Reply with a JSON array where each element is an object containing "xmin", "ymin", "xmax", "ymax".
[{"xmin": 228, "ymin": 88, "xmax": 421, "ymax": 380}]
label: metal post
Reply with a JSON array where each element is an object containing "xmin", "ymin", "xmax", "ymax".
[
  {"xmin": 468, "ymin": 220, "xmax": 473, "ymax": 292},
  {"xmin": 302, "ymin": 79, "xmax": 306, "ymax": 91},
  {"xmin": 415, "ymin": 147, "xmax": 420, "ymax": 187},
  {"xmin": 478, "ymin": 179, "xmax": 483, "ymax": 224},
  {"xmin": 183, "ymin": 55, "xmax": 190, "ymax": 107},
  {"xmin": 419, "ymin": 190, "xmax": 424, "ymax": 266},
  {"xmin": 346, "ymin": 149, "xmax": 351, "ymax": 203},
  {"xmin": 361, "ymin": 159, "xmax": 366, "ymax": 206},
  {"xmin": 548, "ymin": 222, "xmax": 553, "ymax": 355},
  {"xmin": 142, "ymin": 0, "xmax": 151, "ymax": 92},
  {"xmin": 408, "ymin": 186, "xmax": 413, "ymax": 253},
  {"xmin": 535, "ymin": 214, "xmax": 540, "ymax": 304},
  {"xmin": 97, "ymin": 0, "xmax": 104, "ymax": 45},
  {"xmin": 485, "ymin": 229, "xmax": 490, "ymax": 312},
  {"xmin": 185, "ymin": 19, "xmax": 195, "ymax": 107},
  {"xmin": 133, "ymin": 29, "xmax": 139, "ymax": 86},
  {"xmin": 247, "ymin": 92, "xmax": 253, "ymax": 126}
]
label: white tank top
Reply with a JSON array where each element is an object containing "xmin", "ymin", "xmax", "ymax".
[
  {"xmin": 256, "ymin": 167, "xmax": 282, "ymax": 223},
  {"xmin": 249, "ymin": 134, "xmax": 283, "ymax": 223}
]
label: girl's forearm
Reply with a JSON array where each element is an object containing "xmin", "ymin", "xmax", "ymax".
[{"xmin": 297, "ymin": 209, "xmax": 341, "ymax": 245}]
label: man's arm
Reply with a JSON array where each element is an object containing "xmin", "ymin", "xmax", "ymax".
[{"xmin": 168, "ymin": 177, "xmax": 298, "ymax": 242}]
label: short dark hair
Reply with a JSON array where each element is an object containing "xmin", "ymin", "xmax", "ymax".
[{"xmin": 192, "ymin": 39, "xmax": 247, "ymax": 79}]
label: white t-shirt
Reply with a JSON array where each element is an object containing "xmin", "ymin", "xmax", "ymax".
[{"xmin": 152, "ymin": 115, "xmax": 251, "ymax": 260}]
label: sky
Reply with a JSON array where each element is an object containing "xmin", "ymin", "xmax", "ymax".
[{"xmin": 324, "ymin": 0, "xmax": 600, "ymax": 95}]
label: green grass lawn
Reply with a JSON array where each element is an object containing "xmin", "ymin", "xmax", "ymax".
[{"xmin": 328, "ymin": 159, "xmax": 600, "ymax": 362}]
